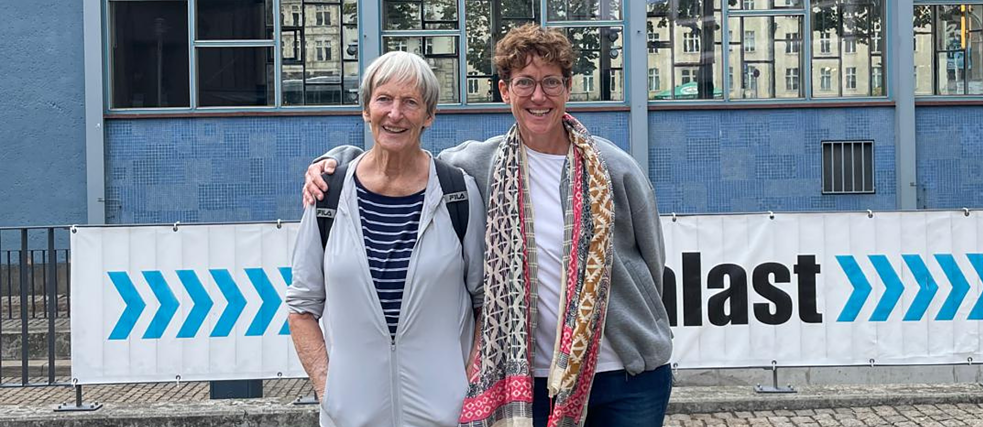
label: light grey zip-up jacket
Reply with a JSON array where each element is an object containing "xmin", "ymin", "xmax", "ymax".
[
  {"xmin": 286, "ymin": 153, "xmax": 486, "ymax": 427},
  {"xmin": 322, "ymin": 135, "xmax": 673, "ymax": 376}
]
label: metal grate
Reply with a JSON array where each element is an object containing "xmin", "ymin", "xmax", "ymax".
[{"xmin": 822, "ymin": 140, "xmax": 874, "ymax": 194}]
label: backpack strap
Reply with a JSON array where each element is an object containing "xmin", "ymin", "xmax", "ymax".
[
  {"xmin": 434, "ymin": 159, "xmax": 469, "ymax": 246},
  {"xmin": 315, "ymin": 163, "xmax": 350, "ymax": 249}
]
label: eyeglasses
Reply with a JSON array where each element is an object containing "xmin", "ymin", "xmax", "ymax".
[{"xmin": 506, "ymin": 76, "xmax": 568, "ymax": 96}]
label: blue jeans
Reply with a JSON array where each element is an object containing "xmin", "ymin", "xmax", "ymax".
[{"xmin": 532, "ymin": 364, "xmax": 672, "ymax": 427}]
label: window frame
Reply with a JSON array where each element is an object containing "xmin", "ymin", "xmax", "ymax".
[
  {"xmin": 913, "ymin": 1, "xmax": 983, "ymax": 99},
  {"xmin": 104, "ymin": 0, "xmax": 363, "ymax": 114},
  {"xmin": 102, "ymin": 0, "xmax": 908, "ymax": 115},
  {"xmin": 650, "ymin": 0, "xmax": 892, "ymax": 105}
]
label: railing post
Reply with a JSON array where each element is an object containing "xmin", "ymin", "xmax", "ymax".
[
  {"xmin": 47, "ymin": 228, "xmax": 57, "ymax": 384},
  {"xmin": 754, "ymin": 361, "xmax": 796, "ymax": 394},
  {"xmin": 55, "ymin": 384, "xmax": 103, "ymax": 412},
  {"xmin": 20, "ymin": 229, "xmax": 29, "ymax": 385}
]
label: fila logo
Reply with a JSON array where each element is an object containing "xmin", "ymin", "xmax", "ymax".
[
  {"xmin": 316, "ymin": 208, "xmax": 336, "ymax": 219},
  {"xmin": 444, "ymin": 191, "xmax": 468, "ymax": 203}
]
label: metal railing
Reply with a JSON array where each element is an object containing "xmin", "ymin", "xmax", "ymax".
[{"xmin": 0, "ymin": 226, "xmax": 71, "ymax": 388}]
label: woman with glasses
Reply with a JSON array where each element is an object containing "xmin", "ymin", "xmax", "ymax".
[{"xmin": 303, "ymin": 24, "xmax": 673, "ymax": 427}]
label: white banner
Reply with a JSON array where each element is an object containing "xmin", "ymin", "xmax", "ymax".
[
  {"xmin": 70, "ymin": 223, "xmax": 306, "ymax": 384},
  {"xmin": 664, "ymin": 210, "xmax": 983, "ymax": 369},
  {"xmin": 71, "ymin": 210, "xmax": 983, "ymax": 383}
]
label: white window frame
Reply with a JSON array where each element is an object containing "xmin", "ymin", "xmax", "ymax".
[
  {"xmin": 846, "ymin": 67, "xmax": 857, "ymax": 90},
  {"xmin": 744, "ymin": 30, "xmax": 756, "ymax": 53}
]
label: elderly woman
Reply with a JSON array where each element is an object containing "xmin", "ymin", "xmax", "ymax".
[
  {"xmin": 304, "ymin": 25, "xmax": 672, "ymax": 427},
  {"xmin": 285, "ymin": 51, "xmax": 485, "ymax": 427}
]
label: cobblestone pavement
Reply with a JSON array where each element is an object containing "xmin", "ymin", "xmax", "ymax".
[{"xmin": 666, "ymin": 404, "xmax": 983, "ymax": 426}]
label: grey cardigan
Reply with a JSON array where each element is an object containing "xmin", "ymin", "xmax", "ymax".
[{"xmin": 323, "ymin": 135, "xmax": 672, "ymax": 374}]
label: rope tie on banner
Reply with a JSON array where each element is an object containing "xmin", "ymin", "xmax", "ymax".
[
  {"xmin": 277, "ymin": 219, "xmax": 283, "ymax": 229},
  {"xmin": 175, "ymin": 375, "xmax": 181, "ymax": 386},
  {"xmin": 964, "ymin": 208, "xmax": 971, "ymax": 217},
  {"xmin": 869, "ymin": 358, "xmax": 876, "ymax": 368},
  {"xmin": 867, "ymin": 209, "xmax": 874, "ymax": 219},
  {"xmin": 72, "ymin": 378, "xmax": 78, "ymax": 386},
  {"xmin": 768, "ymin": 211, "xmax": 775, "ymax": 220},
  {"xmin": 969, "ymin": 357, "xmax": 974, "ymax": 365},
  {"xmin": 277, "ymin": 372, "xmax": 283, "ymax": 379},
  {"xmin": 671, "ymin": 212, "xmax": 677, "ymax": 222},
  {"xmin": 71, "ymin": 225, "xmax": 78, "ymax": 234},
  {"xmin": 671, "ymin": 363, "xmax": 678, "ymax": 378},
  {"xmin": 173, "ymin": 221, "xmax": 181, "ymax": 232}
]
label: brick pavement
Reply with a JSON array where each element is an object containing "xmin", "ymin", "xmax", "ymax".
[
  {"xmin": 0, "ymin": 376, "xmax": 315, "ymax": 406},
  {"xmin": 666, "ymin": 404, "xmax": 983, "ymax": 426},
  {"xmin": 3, "ymin": 377, "xmax": 983, "ymax": 426}
]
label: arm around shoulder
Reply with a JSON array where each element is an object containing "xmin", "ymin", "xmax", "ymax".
[
  {"xmin": 315, "ymin": 145, "xmax": 365, "ymax": 166},
  {"xmin": 461, "ymin": 175, "xmax": 486, "ymax": 308}
]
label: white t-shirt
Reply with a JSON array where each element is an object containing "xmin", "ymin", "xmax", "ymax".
[{"xmin": 525, "ymin": 146, "xmax": 624, "ymax": 378}]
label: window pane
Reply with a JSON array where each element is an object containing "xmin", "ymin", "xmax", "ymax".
[
  {"xmin": 647, "ymin": 1, "xmax": 722, "ymax": 101},
  {"xmin": 384, "ymin": 0, "xmax": 458, "ymax": 30},
  {"xmin": 914, "ymin": 6, "xmax": 934, "ymax": 96},
  {"xmin": 731, "ymin": 0, "xmax": 802, "ymax": 10},
  {"xmin": 970, "ymin": 5, "xmax": 983, "ymax": 94},
  {"xmin": 547, "ymin": 0, "xmax": 621, "ymax": 21},
  {"xmin": 464, "ymin": 0, "xmax": 539, "ymax": 103},
  {"xmin": 110, "ymin": 1, "xmax": 190, "ymax": 108},
  {"xmin": 281, "ymin": 0, "xmax": 359, "ymax": 106},
  {"xmin": 197, "ymin": 0, "xmax": 273, "ymax": 40},
  {"xmin": 811, "ymin": 0, "xmax": 885, "ymax": 97},
  {"xmin": 383, "ymin": 37, "xmax": 460, "ymax": 103},
  {"xmin": 197, "ymin": 47, "xmax": 274, "ymax": 107},
  {"xmin": 731, "ymin": 16, "xmax": 803, "ymax": 100},
  {"xmin": 935, "ymin": 5, "xmax": 983, "ymax": 95},
  {"xmin": 565, "ymin": 26, "xmax": 624, "ymax": 101}
]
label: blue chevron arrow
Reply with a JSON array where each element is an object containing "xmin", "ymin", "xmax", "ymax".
[
  {"xmin": 176, "ymin": 270, "xmax": 214, "ymax": 338},
  {"xmin": 142, "ymin": 271, "xmax": 179, "ymax": 339},
  {"xmin": 837, "ymin": 255, "xmax": 872, "ymax": 322},
  {"xmin": 108, "ymin": 272, "xmax": 147, "ymax": 340},
  {"xmin": 868, "ymin": 255, "xmax": 904, "ymax": 322},
  {"xmin": 210, "ymin": 269, "xmax": 246, "ymax": 338},
  {"xmin": 935, "ymin": 254, "xmax": 970, "ymax": 321},
  {"xmin": 903, "ymin": 255, "xmax": 939, "ymax": 321},
  {"xmin": 967, "ymin": 254, "xmax": 983, "ymax": 320},
  {"xmin": 279, "ymin": 267, "xmax": 292, "ymax": 335},
  {"xmin": 245, "ymin": 268, "xmax": 282, "ymax": 336}
]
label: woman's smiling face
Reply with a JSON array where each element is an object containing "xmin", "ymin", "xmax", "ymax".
[
  {"xmin": 498, "ymin": 55, "xmax": 570, "ymax": 143},
  {"xmin": 363, "ymin": 78, "xmax": 433, "ymax": 153}
]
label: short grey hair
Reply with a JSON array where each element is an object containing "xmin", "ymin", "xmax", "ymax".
[{"xmin": 360, "ymin": 51, "xmax": 440, "ymax": 117}]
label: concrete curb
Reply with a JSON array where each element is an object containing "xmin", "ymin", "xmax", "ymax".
[
  {"xmin": 668, "ymin": 383, "xmax": 983, "ymax": 414},
  {"xmin": 2, "ymin": 384, "xmax": 982, "ymax": 426},
  {"xmin": 0, "ymin": 399, "xmax": 318, "ymax": 427}
]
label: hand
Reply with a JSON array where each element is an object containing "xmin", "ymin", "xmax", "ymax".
[{"xmin": 303, "ymin": 158, "xmax": 338, "ymax": 206}]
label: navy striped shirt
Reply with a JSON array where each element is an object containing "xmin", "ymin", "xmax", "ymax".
[{"xmin": 355, "ymin": 175, "xmax": 424, "ymax": 339}]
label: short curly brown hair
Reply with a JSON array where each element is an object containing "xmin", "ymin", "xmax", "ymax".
[{"xmin": 494, "ymin": 23, "xmax": 574, "ymax": 82}]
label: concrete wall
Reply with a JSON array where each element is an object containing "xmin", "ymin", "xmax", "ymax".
[
  {"xmin": 0, "ymin": 0, "xmax": 87, "ymax": 227},
  {"xmin": 915, "ymin": 106, "xmax": 983, "ymax": 209},
  {"xmin": 649, "ymin": 108, "xmax": 898, "ymax": 214}
]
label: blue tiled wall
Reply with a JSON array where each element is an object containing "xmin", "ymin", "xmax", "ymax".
[
  {"xmin": 106, "ymin": 116, "xmax": 365, "ymax": 224},
  {"xmin": 915, "ymin": 107, "xmax": 983, "ymax": 209},
  {"xmin": 105, "ymin": 111, "xmax": 629, "ymax": 224},
  {"xmin": 649, "ymin": 108, "xmax": 898, "ymax": 214}
]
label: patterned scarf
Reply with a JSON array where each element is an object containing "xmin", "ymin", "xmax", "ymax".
[{"xmin": 459, "ymin": 114, "xmax": 615, "ymax": 427}]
